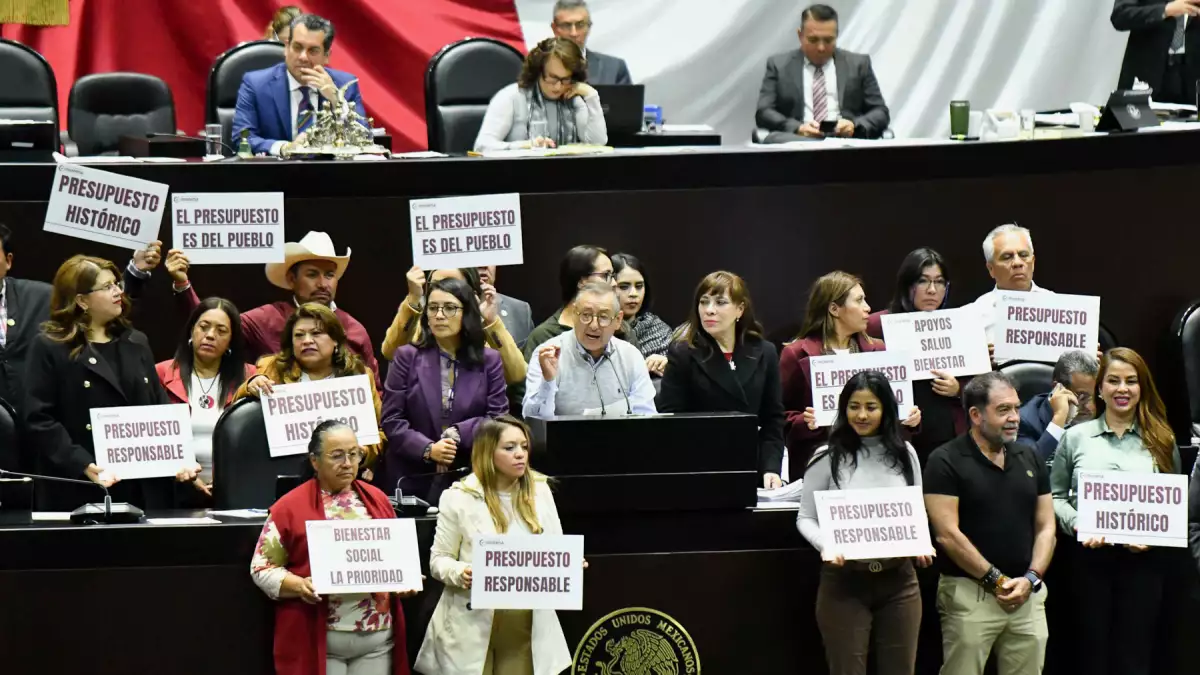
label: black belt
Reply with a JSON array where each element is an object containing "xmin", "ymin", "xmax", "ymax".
[
  {"xmin": 1168, "ymin": 52, "xmax": 1187, "ymax": 67},
  {"xmin": 840, "ymin": 558, "xmax": 908, "ymax": 573}
]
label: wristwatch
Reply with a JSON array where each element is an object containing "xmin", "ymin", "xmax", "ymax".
[
  {"xmin": 422, "ymin": 443, "xmax": 434, "ymax": 463},
  {"xmin": 1024, "ymin": 570, "xmax": 1044, "ymax": 593}
]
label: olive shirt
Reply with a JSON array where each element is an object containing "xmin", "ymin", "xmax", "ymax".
[{"xmin": 1049, "ymin": 416, "xmax": 1181, "ymax": 535}]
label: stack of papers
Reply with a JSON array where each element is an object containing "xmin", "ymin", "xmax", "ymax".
[{"xmin": 757, "ymin": 480, "xmax": 804, "ymax": 503}]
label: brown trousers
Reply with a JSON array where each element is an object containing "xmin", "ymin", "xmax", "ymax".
[{"xmin": 815, "ymin": 560, "xmax": 922, "ymax": 675}]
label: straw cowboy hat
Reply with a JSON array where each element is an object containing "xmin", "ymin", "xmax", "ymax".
[{"xmin": 265, "ymin": 231, "xmax": 352, "ymax": 290}]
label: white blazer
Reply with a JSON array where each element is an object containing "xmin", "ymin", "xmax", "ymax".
[{"xmin": 414, "ymin": 474, "xmax": 572, "ymax": 675}]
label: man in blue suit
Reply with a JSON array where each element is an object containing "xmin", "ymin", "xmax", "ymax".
[
  {"xmin": 232, "ymin": 14, "xmax": 366, "ymax": 156},
  {"xmin": 1018, "ymin": 350, "xmax": 1098, "ymax": 464}
]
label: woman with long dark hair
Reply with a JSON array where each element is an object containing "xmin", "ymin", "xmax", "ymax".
[
  {"xmin": 24, "ymin": 255, "xmax": 195, "ymax": 510},
  {"xmin": 378, "ymin": 278, "xmax": 508, "ymax": 501},
  {"xmin": 611, "ymin": 252, "xmax": 672, "ymax": 377},
  {"xmin": 523, "ymin": 244, "xmax": 615, "ymax": 359},
  {"xmin": 797, "ymin": 371, "xmax": 930, "ymax": 675},
  {"xmin": 657, "ymin": 271, "xmax": 785, "ymax": 488},
  {"xmin": 156, "ymin": 297, "xmax": 255, "ymax": 502},
  {"xmin": 1051, "ymin": 347, "xmax": 1180, "ymax": 675}
]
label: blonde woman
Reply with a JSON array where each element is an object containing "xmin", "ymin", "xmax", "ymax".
[{"xmin": 415, "ymin": 416, "xmax": 573, "ymax": 675}]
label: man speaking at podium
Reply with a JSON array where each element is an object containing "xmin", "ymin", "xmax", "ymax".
[
  {"xmin": 523, "ymin": 282, "xmax": 656, "ymax": 418},
  {"xmin": 232, "ymin": 14, "xmax": 366, "ymax": 156}
]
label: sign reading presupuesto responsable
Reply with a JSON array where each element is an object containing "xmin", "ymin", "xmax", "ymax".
[
  {"xmin": 471, "ymin": 534, "xmax": 584, "ymax": 610},
  {"xmin": 88, "ymin": 403, "xmax": 195, "ymax": 480},
  {"xmin": 409, "ymin": 193, "xmax": 523, "ymax": 269}
]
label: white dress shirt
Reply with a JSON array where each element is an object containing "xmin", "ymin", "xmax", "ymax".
[
  {"xmin": 802, "ymin": 56, "xmax": 840, "ymax": 123},
  {"xmin": 269, "ymin": 71, "xmax": 321, "ymax": 156}
]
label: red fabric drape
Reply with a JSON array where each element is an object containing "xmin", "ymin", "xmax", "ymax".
[{"xmin": 1, "ymin": 0, "xmax": 525, "ymax": 151}]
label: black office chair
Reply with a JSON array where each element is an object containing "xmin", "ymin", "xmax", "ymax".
[
  {"xmin": 997, "ymin": 361, "xmax": 1055, "ymax": 406},
  {"xmin": 0, "ymin": 397, "xmax": 18, "ymax": 472},
  {"xmin": 1165, "ymin": 300, "xmax": 1200, "ymax": 442},
  {"xmin": 0, "ymin": 38, "xmax": 58, "ymax": 125},
  {"xmin": 1098, "ymin": 322, "xmax": 1119, "ymax": 352},
  {"xmin": 425, "ymin": 37, "xmax": 523, "ymax": 153},
  {"xmin": 206, "ymin": 40, "xmax": 285, "ymax": 154},
  {"xmin": 65, "ymin": 73, "xmax": 176, "ymax": 156},
  {"xmin": 211, "ymin": 397, "xmax": 303, "ymax": 509}
]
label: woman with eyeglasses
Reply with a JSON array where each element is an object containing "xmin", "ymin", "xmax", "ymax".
[
  {"xmin": 236, "ymin": 303, "xmax": 384, "ymax": 472},
  {"xmin": 24, "ymin": 255, "xmax": 199, "ymax": 510},
  {"xmin": 523, "ymin": 245, "xmax": 621, "ymax": 360},
  {"xmin": 474, "ymin": 37, "xmax": 607, "ymax": 152},
  {"xmin": 381, "ymin": 266, "xmax": 526, "ymax": 387},
  {"xmin": 378, "ymin": 278, "xmax": 508, "ymax": 503},
  {"xmin": 657, "ymin": 271, "xmax": 786, "ymax": 488},
  {"xmin": 251, "ymin": 419, "xmax": 418, "ymax": 675},
  {"xmin": 866, "ymin": 248, "xmax": 965, "ymax": 462}
]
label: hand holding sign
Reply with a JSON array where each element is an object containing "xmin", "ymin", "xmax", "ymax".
[
  {"xmin": 404, "ymin": 266, "xmax": 425, "ymax": 305},
  {"xmin": 166, "ymin": 249, "xmax": 190, "ymax": 285},
  {"xmin": 85, "ymin": 463, "xmax": 118, "ymax": 488},
  {"xmin": 479, "ymin": 283, "xmax": 499, "ymax": 325},
  {"xmin": 133, "ymin": 240, "xmax": 163, "ymax": 272}
]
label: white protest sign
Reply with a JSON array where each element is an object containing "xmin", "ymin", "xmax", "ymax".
[
  {"xmin": 471, "ymin": 534, "xmax": 584, "ymax": 610},
  {"xmin": 880, "ymin": 308, "xmax": 991, "ymax": 381},
  {"xmin": 308, "ymin": 519, "xmax": 424, "ymax": 594},
  {"xmin": 260, "ymin": 375, "xmax": 380, "ymax": 457},
  {"xmin": 814, "ymin": 486, "xmax": 935, "ymax": 560},
  {"xmin": 1075, "ymin": 471, "xmax": 1189, "ymax": 548},
  {"xmin": 993, "ymin": 292, "xmax": 1100, "ymax": 363},
  {"xmin": 809, "ymin": 351, "xmax": 915, "ymax": 427},
  {"xmin": 89, "ymin": 403, "xmax": 194, "ymax": 480},
  {"xmin": 171, "ymin": 192, "xmax": 285, "ymax": 265},
  {"xmin": 409, "ymin": 193, "xmax": 523, "ymax": 269},
  {"xmin": 44, "ymin": 164, "xmax": 169, "ymax": 249}
]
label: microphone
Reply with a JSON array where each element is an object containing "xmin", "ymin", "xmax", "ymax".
[
  {"xmin": 0, "ymin": 468, "xmax": 144, "ymax": 524},
  {"xmin": 146, "ymin": 132, "xmax": 238, "ymax": 158},
  {"xmin": 392, "ymin": 466, "xmax": 468, "ymax": 515}
]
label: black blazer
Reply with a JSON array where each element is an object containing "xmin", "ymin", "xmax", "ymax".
[
  {"xmin": 656, "ymin": 335, "xmax": 786, "ymax": 476},
  {"xmin": 1112, "ymin": 0, "xmax": 1200, "ymax": 93},
  {"xmin": 0, "ymin": 277, "xmax": 52, "ymax": 421},
  {"xmin": 756, "ymin": 48, "xmax": 890, "ymax": 140},
  {"xmin": 23, "ymin": 327, "xmax": 172, "ymax": 510}
]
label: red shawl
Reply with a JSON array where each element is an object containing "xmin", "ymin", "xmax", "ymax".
[{"xmin": 270, "ymin": 478, "xmax": 411, "ymax": 675}]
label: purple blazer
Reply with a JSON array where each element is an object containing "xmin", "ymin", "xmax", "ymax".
[{"xmin": 376, "ymin": 345, "xmax": 508, "ymax": 491}]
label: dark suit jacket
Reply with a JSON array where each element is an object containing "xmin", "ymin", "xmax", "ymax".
[
  {"xmin": 1018, "ymin": 392, "xmax": 1060, "ymax": 464},
  {"xmin": 587, "ymin": 49, "xmax": 632, "ymax": 85},
  {"xmin": 377, "ymin": 345, "xmax": 508, "ymax": 491},
  {"xmin": 497, "ymin": 293, "xmax": 535, "ymax": 349},
  {"xmin": 656, "ymin": 335, "xmax": 785, "ymax": 476},
  {"xmin": 0, "ymin": 277, "xmax": 51, "ymax": 421},
  {"xmin": 232, "ymin": 62, "xmax": 366, "ymax": 155},
  {"xmin": 756, "ymin": 48, "xmax": 890, "ymax": 140},
  {"xmin": 1112, "ymin": 0, "xmax": 1200, "ymax": 93},
  {"xmin": 23, "ymin": 328, "xmax": 173, "ymax": 510}
]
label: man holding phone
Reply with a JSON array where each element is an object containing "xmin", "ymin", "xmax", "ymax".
[
  {"xmin": 1018, "ymin": 350, "xmax": 1099, "ymax": 465},
  {"xmin": 755, "ymin": 4, "xmax": 891, "ymax": 142}
]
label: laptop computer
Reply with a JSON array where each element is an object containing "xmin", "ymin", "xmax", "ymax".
[{"xmin": 593, "ymin": 84, "xmax": 646, "ymax": 136}]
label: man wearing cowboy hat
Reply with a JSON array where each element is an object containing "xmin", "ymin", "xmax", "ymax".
[{"xmin": 157, "ymin": 231, "xmax": 380, "ymax": 385}]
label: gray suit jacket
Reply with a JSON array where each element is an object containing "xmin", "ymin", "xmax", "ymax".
[
  {"xmin": 586, "ymin": 49, "xmax": 632, "ymax": 85},
  {"xmin": 755, "ymin": 48, "xmax": 889, "ymax": 141},
  {"xmin": 497, "ymin": 293, "xmax": 535, "ymax": 349}
]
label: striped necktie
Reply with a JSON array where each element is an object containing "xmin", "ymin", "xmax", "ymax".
[
  {"xmin": 1171, "ymin": 17, "xmax": 1186, "ymax": 53},
  {"xmin": 813, "ymin": 65, "xmax": 828, "ymax": 123},
  {"xmin": 296, "ymin": 86, "xmax": 314, "ymax": 136}
]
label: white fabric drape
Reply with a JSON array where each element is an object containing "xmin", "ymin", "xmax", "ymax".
[{"xmin": 515, "ymin": 0, "xmax": 1129, "ymax": 142}]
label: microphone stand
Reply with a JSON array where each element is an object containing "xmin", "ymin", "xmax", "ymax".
[{"xmin": 0, "ymin": 469, "xmax": 144, "ymax": 524}]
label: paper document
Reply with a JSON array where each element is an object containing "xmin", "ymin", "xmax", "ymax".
[
  {"xmin": 208, "ymin": 508, "xmax": 269, "ymax": 518},
  {"xmin": 147, "ymin": 517, "xmax": 221, "ymax": 525},
  {"xmin": 660, "ymin": 124, "xmax": 714, "ymax": 132},
  {"xmin": 758, "ymin": 480, "xmax": 805, "ymax": 503}
]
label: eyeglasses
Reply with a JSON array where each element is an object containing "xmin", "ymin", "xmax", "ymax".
[
  {"xmin": 914, "ymin": 279, "xmax": 948, "ymax": 290},
  {"xmin": 578, "ymin": 312, "xmax": 615, "ymax": 327},
  {"xmin": 89, "ymin": 281, "xmax": 124, "ymax": 294},
  {"xmin": 541, "ymin": 72, "xmax": 574, "ymax": 86},
  {"xmin": 427, "ymin": 304, "xmax": 462, "ymax": 318},
  {"xmin": 587, "ymin": 271, "xmax": 614, "ymax": 283},
  {"xmin": 554, "ymin": 19, "xmax": 591, "ymax": 31},
  {"xmin": 326, "ymin": 450, "xmax": 365, "ymax": 465}
]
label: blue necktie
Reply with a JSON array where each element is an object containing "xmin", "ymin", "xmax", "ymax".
[{"xmin": 296, "ymin": 86, "xmax": 314, "ymax": 136}]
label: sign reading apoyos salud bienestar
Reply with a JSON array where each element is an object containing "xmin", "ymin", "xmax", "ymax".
[
  {"xmin": 308, "ymin": 519, "xmax": 424, "ymax": 594},
  {"xmin": 410, "ymin": 193, "xmax": 523, "ymax": 269},
  {"xmin": 171, "ymin": 192, "xmax": 285, "ymax": 265},
  {"xmin": 471, "ymin": 534, "xmax": 584, "ymax": 610},
  {"xmin": 88, "ymin": 403, "xmax": 194, "ymax": 480},
  {"xmin": 814, "ymin": 486, "xmax": 935, "ymax": 560},
  {"xmin": 880, "ymin": 308, "xmax": 991, "ymax": 381},
  {"xmin": 1076, "ymin": 471, "xmax": 1189, "ymax": 548},
  {"xmin": 993, "ymin": 291, "xmax": 1100, "ymax": 363},
  {"xmin": 44, "ymin": 164, "xmax": 169, "ymax": 249},
  {"xmin": 809, "ymin": 350, "xmax": 915, "ymax": 427},
  {"xmin": 260, "ymin": 375, "xmax": 380, "ymax": 457}
]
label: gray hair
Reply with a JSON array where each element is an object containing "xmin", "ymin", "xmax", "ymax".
[
  {"xmin": 307, "ymin": 419, "xmax": 353, "ymax": 457},
  {"xmin": 1052, "ymin": 350, "xmax": 1099, "ymax": 388},
  {"xmin": 553, "ymin": 0, "xmax": 589, "ymax": 16},
  {"xmin": 574, "ymin": 280, "xmax": 620, "ymax": 313},
  {"xmin": 291, "ymin": 14, "xmax": 336, "ymax": 52},
  {"xmin": 981, "ymin": 224, "xmax": 1033, "ymax": 263}
]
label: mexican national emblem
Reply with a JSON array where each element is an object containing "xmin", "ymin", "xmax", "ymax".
[{"xmin": 573, "ymin": 607, "xmax": 700, "ymax": 675}]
